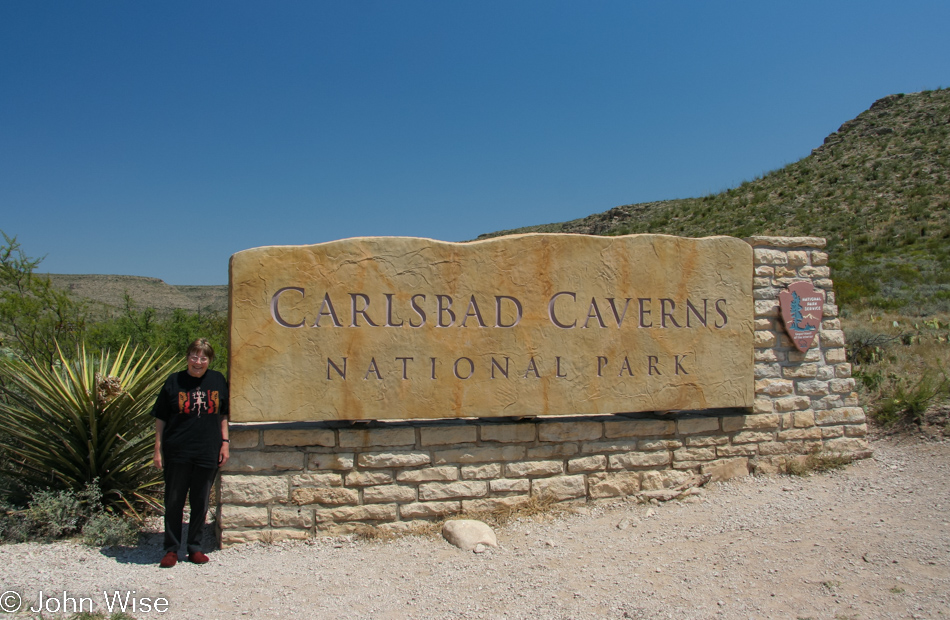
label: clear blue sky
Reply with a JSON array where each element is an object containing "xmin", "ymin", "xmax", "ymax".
[{"xmin": 2, "ymin": 1, "xmax": 947, "ymax": 285}]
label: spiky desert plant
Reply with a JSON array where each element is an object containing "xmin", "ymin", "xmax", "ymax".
[{"xmin": 0, "ymin": 342, "xmax": 179, "ymax": 518}]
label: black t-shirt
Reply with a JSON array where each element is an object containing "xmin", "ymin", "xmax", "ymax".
[{"xmin": 151, "ymin": 369, "xmax": 229, "ymax": 468}]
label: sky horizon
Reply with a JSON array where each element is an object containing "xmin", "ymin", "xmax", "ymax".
[{"xmin": 3, "ymin": 2, "xmax": 948, "ymax": 285}]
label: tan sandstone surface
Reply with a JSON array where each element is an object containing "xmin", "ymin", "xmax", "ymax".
[
  {"xmin": 229, "ymin": 234, "xmax": 753, "ymax": 422},
  {"xmin": 1, "ymin": 435, "xmax": 946, "ymax": 619}
]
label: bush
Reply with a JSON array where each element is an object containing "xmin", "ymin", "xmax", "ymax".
[
  {"xmin": 82, "ymin": 512, "xmax": 139, "ymax": 546},
  {"xmin": 0, "ymin": 342, "xmax": 178, "ymax": 517},
  {"xmin": 871, "ymin": 370, "xmax": 949, "ymax": 427}
]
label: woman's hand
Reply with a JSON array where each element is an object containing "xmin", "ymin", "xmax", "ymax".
[{"xmin": 218, "ymin": 441, "xmax": 230, "ymax": 466}]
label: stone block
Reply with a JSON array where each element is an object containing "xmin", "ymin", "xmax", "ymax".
[
  {"xmin": 419, "ymin": 481, "xmax": 489, "ymax": 501},
  {"xmin": 490, "ymin": 478, "xmax": 530, "ymax": 493},
  {"xmin": 264, "ymin": 429, "xmax": 335, "ymax": 447},
  {"xmin": 219, "ymin": 505, "xmax": 269, "ymax": 528},
  {"xmin": 673, "ymin": 447, "xmax": 716, "ymax": 461},
  {"xmin": 363, "ymin": 485, "xmax": 417, "ymax": 504},
  {"xmin": 339, "ymin": 428, "xmax": 416, "ymax": 448},
  {"xmin": 754, "ymin": 349, "xmax": 780, "ymax": 363},
  {"xmin": 795, "ymin": 380, "xmax": 830, "ymax": 397},
  {"xmin": 777, "ymin": 427, "xmax": 822, "ymax": 440},
  {"xmin": 753, "ymin": 249, "xmax": 788, "ymax": 265},
  {"xmin": 821, "ymin": 318, "xmax": 841, "ymax": 330},
  {"xmin": 732, "ymin": 431, "xmax": 774, "ymax": 444},
  {"xmin": 753, "ymin": 288, "xmax": 781, "ymax": 300},
  {"xmin": 291, "ymin": 487, "xmax": 359, "ymax": 506},
  {"xmin": 460, "ymin": 463, "xmax": 503, "ymax": 479},
  {"xmin": 399, "ymin": 501, "xmax": 461, "ymax": 519},
  {"xmin": 793, "ymin": 410, "xmax": 816, "ymax": 428},
  {"xmin": 834, "ymin": 363, "xmax": 852, "ymax": 378},
  {"xmin": 290, "ymin": 473, "xmax": 343, "ymax": 487},
  {"xmin": 782, "ymin": 364, "xmax": 818, "ymax": 379},
  {"xmin": 844, "ymin": 423, "xmax": 868, "ymax": 437},
  {"xmin": 271, "ymin": 506, "xmax": 314, "ymax": 528},
  {"xmin": 753, "ymin": 278, "xmax": 773, "ymax": 289},
  {"xmin": 588, "ymin": 472, "xmax": 640, "ymax": 498},
  {"xmin": 754, "ymin": 265, "xmax": 775, "ymax": 276},
  {"xmin": 820, "ymin": 426, "xmax": 844, "ymax": 438},
  {"xmin": 677, "ymin": 417, "xmax": 720, "ymax": 434},
  {"xmin": 758, "ymin": 441, "xmax": 796, "ymax": 455},
  {"xmin": 815, "ymin": 407, "xmax": 865, "ymax": 425},
  {"xmin": 814, "ymin": 278, "xmax": 834, "ymax": 289},
  {"xmin": 637, "ymin": 438, "xmax": 683, "ymax": 450},
  {"xmin": 221, "ymin": 529, "xmax": 309, "ymax": 546},
  {"xmin": 774, "ymin": 396, "xmax": 812, "ymax": 412},
  {"xmin": 811, "ymin": 251, "xmax": 828, "ymax": 265},
  {"xmin": 823, "ymin": 303, "xmax": 839, "ymax": 318},
  {"xmin": 716, "ymin": 444, "xmax": 757, "ymax": 457},
  {"xmin": 824, "ymin": 348, "xmax": 847, "ymax": 363},
  {"xmin": 538, "ymin": 421, "xmax": 602, "ymax": 442},
  {"xmin": 343, "ymin": 471, "xmax": 393, "ymax": 487},
  {"xmin": 702, "ymin": 458, "xmax": 750, "ymax": 482},
  {"xmin": 419, "ymin": 425, "xmax": 478, "ymax": 446},
  {"xmin": 479, "ymin": 423, "xmax": 536, "ymax": 443},
  {"xmin": 754, "ymin": 330, "xmax": 777, "ymax": 348},
  {"xmin": 787, "ymin": 349, "xmax": 821, "ymax": 363},
  {"xmin": 754, "ymin": 300, "xmax": 780, "ymax": 317},
  {"xmin": 755, "ymin": 363, "xmax": 781, "ymax": 379},
  {"xmin": 640, "ymin": 470, "xmax": 692, "ymax": 490},
  {"xmin": 786, "ymin": 251, "xmax": 808, "ymax": 266},
  {"xmin": 532, "ymin": 475, "xmax": 586, "ymax": 500},
  {"xmin": 753, "ymin": 398, "xmax": 775, "ymax": 413},
  {"xmin": 357, "ymin": 451, "xmax": 431, "ymax": 468},
  {"xmin": 395, "ymin": 466, "xmax": 459, "ymax": 483},
  {"xmin": 816, "ymin": 366, "xmax": 835, "ymax": 381},
  {"xmin": 684, "ymin": 435, "xmax": 729, "ymax": 447},
  {"xmin": 609, "ymin": 451, "xmax": 671, "ymax": 470},
  {"xmin": 223, "ymin": 451, "xmax": 304, "ymax": 473},
  {"xmin": 307, "ymin": 453, "xmax": 354, "ymax": 471},
  {"xmin": 603, "ymin": 419, "xmax": 675, "ymax": 438},
  {"xmin": 830, "ymin": 378, "xmax": 856, "ymax": 394},
  {"xmin": 567, "ymin": 455, "xmax": 608, "ymax": 473},
  {"xmin": 505, "ymin": 460, "xmax": 563, "ymax": 477},
  {"xmin": 220, "ymin": 475, "xmax": 289, "ymax": 505},
  {"xmin": 527, "ymin": 443, "xmax": 579, "ymax": 458},
  {"xmin": 754, "ymin": 379, "xmax": 794, "ymax": 397},
  {"xmin": 314, "ymin": 504, "xmax": 398, "ymax": 523},
  {"xmin": 462, "ymin": 497, "xmax": 530, "ymax": 513},
  {"xmin": 432, "ymin": 445, "xmax": 526, "ymax": 465},
  {"xmin": 800, "ymin": 266, "xmax": 830, "ymax": 277},
  {"xmin": 229, "ymin": 429, "xmax": 260, "ymax": 449},
  {"xmin": 721, "ymin": 414, "xmax": 780, "ymax": 432},
  {"xmin": 820, "ymin": 330, "xmax": 846, "ymax": 347}
]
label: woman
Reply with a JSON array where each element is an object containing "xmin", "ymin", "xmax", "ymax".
[{"xmin": 152, "ymin": 338, "xmax": 230, "ymax": 568}]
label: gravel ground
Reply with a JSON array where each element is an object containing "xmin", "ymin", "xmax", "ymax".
[{"xmin": 1, "ymin": 436, "xmax": 948, "ymax": 620}]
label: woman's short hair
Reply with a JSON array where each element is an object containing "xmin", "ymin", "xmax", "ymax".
[{"xmin": 186, "ymin": 338, "xmax": 215, "ymax": 363}]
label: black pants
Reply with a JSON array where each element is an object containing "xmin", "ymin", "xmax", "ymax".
[{"xmin": 163, "ymin": 461, "xmax": 217, "ymax": 554}]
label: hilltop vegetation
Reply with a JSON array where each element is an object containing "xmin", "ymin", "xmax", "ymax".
[{"xmin": 480, "ymin": 89, "xmax": 950, "ymax": 313}]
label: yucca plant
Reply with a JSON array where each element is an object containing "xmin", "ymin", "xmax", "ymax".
[{"xmin": 0, "ymin": 341, "xmax": 179, "ymax": 518}]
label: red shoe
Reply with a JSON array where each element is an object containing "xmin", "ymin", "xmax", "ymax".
[
  {"xmin": 188, "ymin": 551, "xmax": 209, "ymax": 564},
  {"xmin": 159, "ymin": 551, "xmax": 178, "ymax": 568}
]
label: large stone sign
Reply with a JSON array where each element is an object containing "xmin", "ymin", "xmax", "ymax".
[{"xmin": 228, "ymin": 234, "xmax": 754, "ymax": 422}]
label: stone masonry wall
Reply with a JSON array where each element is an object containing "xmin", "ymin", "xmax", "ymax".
[{"xmin": 217, "ymin": 236, "xmax": 870, "ymax": 546}]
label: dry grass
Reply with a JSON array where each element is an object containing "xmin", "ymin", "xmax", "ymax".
[{"xmin": 785, "ymin": 448, "xmax": 853, "ymax": 477}]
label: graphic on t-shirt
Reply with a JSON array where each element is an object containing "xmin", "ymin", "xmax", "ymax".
[{"xmin": 177, "ymin": 389, "xmax": 220, "ymax": 416}]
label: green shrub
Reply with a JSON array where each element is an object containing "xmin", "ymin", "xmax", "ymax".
[
  {"xmin": 0, "ymin": 342, "xmax": 178, "ymax": 517},
  {"xmin": 82, "ymin": 512, "xmax": 139, "ymax": 546},
  {"xmin": 871, "ymin": 370, "xmax": 949, "ymax": 427}
]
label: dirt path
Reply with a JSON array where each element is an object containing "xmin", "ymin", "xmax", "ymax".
[{"xmin": 1, "ymin": 436, "xmax": 948, "ymax": 619}]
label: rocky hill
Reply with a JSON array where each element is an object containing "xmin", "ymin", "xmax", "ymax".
[
  {"xmin": 47, "ymin": 274, "xmax": 227, "ymax": 318},
  {"xmin": 480, "ymin": 89, "xmax": 950, "ymax": 313}
]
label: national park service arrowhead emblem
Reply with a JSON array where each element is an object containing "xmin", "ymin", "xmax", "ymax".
[{"xmin": 779, "ymin": 281, "xmax": 825, "ymax": 352}]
